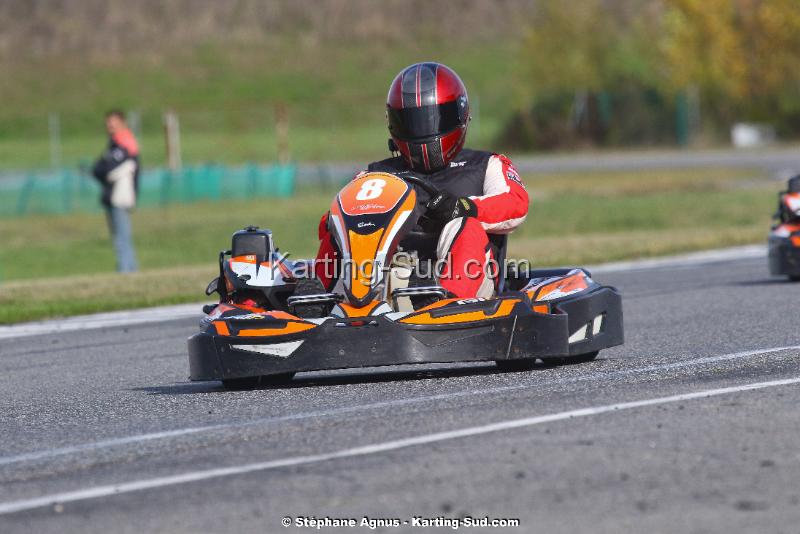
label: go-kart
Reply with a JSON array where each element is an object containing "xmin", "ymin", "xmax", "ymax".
[
  {"xmin": 769, "ymin": 176, "xmax": 800, "ymax": 281},
  {"xmin": 188, "ymin": 172, "xmax": 624, "ymax": 389}
]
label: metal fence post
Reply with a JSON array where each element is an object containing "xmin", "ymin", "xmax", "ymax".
[
  {"xmin": 162, "ymin": 169, "xmax": 178, "ymax": 206},
  {"xmin": 16, "ymin": 174, "xmax": 36, "ymax": 216},
  {"xmin": 49, "ymin": 113, "xmax": 62, "ymax": 170},
  {"xmin": 247, "ymin": 163, "xmax": 259, "ymax": 197},
  {"xmin": 61, "ymin": 169, "xmax": 74, "ymax": 213},
  {"xmin": 676, "ymin": 90, "xmax": 689, "ymax": 147}
]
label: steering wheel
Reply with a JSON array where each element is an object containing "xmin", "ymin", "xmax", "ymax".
[
  {"xmin": 396, "ymin": 174, "xmax": 447, "ymax": 243},
  {"xmin": 400, "ymin": 174, "xmax": 440, "ymax": 198}
]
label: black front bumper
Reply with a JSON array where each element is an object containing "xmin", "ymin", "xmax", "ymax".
[{"xmin": 188, "ymin": 287, "xmax": 624, "ymax": 381}]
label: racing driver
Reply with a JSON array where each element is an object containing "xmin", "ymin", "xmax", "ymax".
[{"xmin": 311, "ymin": 62, "xmax": 529, "ymax": 303}]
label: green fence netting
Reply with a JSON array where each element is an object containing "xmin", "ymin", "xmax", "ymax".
[{"xmin": 1, "ymin": 163, "xmax": 296, "ymax": 217}]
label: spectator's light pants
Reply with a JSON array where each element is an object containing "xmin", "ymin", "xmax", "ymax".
[{"xmin": 105, "ymin": 206, "xmax": 138, "ymax": 273}]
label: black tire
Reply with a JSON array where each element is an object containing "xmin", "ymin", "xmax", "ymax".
[
  {"xmin": 495, "ymin": 358, "xmax": 538, "ymax": 372},
  {"xmin": 789, "ymin": 275, "xmax": 800, "ymax": 282},
  {"xmin": 221, "ymin": 373, "xmax": 295, "ymax": 390},
  {"xmin": 542, "ymin": 351, "xmax": 600, "ymax": 366}
]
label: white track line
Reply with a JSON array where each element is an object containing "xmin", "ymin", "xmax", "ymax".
[
  {"xmin": 1, "ymin": 375, "xmax": 799, "ymax": 515},
  {"xmin": 1, "ymin": 344, "xmax": 798, "ymax": 469},
  {"xmin": 587, "ymin": 244, "xmax": 765, "ymax": 274}
]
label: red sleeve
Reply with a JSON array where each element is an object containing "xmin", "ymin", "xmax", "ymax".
[{"xmin": 470, "ymin": 154, "xmax": 529, "ymax": 233}]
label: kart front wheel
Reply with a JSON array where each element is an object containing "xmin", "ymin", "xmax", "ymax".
[
  {"xmin": 495, "ymin": 358, "xmax": 538, "ymax": 372},
  {"xmin": 543, "ymin": 351, "xmax": 599, "ymax": 366},
  {"xmin": 221, "ymin": 373, "xmax": 296, "ymax": 390}
]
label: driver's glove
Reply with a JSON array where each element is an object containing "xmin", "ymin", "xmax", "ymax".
[{"xmin": 425, "ymin": 192, "xmax": 478, "ymax": 222}]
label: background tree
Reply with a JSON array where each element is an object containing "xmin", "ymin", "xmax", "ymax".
[
  {"xmin": 508, "ymin": 0, "xmax": 667, "ymax": 149},
  {"xmin": 506, "ymin": 0, "xmax": 800, "ymax": 149},
  {"xmin": 662, "ymin": 0, "xmax": 800, "ymax": 132}
]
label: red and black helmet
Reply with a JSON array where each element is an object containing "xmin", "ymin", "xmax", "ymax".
[{"xmin": 386, "ymin": 62, "xmax": 470, "ymax": 173}]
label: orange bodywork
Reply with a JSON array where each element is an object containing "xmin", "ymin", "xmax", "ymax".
[
  {"xmin": 347, "ymin": 229, "xmax": 384, "ymax": 299},
  {"xmin": 235, "ymin": 322, "xmax": 316, "ymax": 337},
  {"xmin": 337, "ymin": 301, "xmax": 383, "ymax": 317},
  {"xmin": 530, "ymin": 273, "xmax": 589, "ymax": 302},
  {"xmin": 261, "ymin": 310, "xmax": 307, "ymax": 321},
  {"xmin": 213, "ymin": 321, "xmax": 231, "ymax": 335},
  {"xmin": 400, "ymin": 299, "xmax": 520, "ymax": 325},
  {"xmin": 337, "ymin": 172, "xmax": 410, "ymax": 216},
  {"xmin": 414, "ymin": 298, "xmax": 461, "ymax": 312},
  {"xmin": 333, "ymin": 173, "xmax": 417, "ymax": 302},
  {"xmin": 375, "ymin": 193, "xmax": 416, "ymax": 254},
  {"xmin": 212, "ymin": 309, "xmax": 316, "ymax": 337}
]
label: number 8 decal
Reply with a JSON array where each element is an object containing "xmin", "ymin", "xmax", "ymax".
[{"xmin": 355, "ymin": 178, "xmax": 386, "ymax": 201}]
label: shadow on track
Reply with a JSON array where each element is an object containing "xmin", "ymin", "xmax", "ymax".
[
  {"xmin": 730, "ymin": 278, "xmax": 797, "ymax": 287},
  {"xmin": 133, "ymin": 359, "xmax": 587, "ymax": 395}
]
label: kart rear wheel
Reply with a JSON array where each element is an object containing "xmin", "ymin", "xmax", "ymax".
[
  {"xmin": 221, "ymin": 373, "xmax": 296, "ymax": 390},
  {"xmin": 495, "ymin": 358, "xmax": 538, "ymax": 372}
]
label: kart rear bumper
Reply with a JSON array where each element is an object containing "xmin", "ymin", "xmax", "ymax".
[{"xmin": 188, "ymin": 287, "xmax": 623, "ymax": 381}]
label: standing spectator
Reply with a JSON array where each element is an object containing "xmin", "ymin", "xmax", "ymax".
[{"xmin": 92, "ymin": 110, "xmax": 139, "ymax": 272}]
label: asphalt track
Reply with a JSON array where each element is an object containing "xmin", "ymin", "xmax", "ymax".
[{"xmin": 1, "ymin": 253, "xmax": 799, "ymax": 533}]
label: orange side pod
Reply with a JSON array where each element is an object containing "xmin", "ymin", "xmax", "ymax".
[{"xmin": 400, "ymin": 299, "xmax": 520, "ymax": 325}]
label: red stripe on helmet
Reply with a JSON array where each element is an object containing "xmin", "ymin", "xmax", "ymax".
[
  {"xmin": 436, "ymin": 64, "xmax": 462, "ymax": 104},
  {"xmin": 389, "ymin": 72, "xmax": 403, "ymax": 109},
  {"xmin": 395, "ymin": 139, "xmax": 412, "ymax": 165},
  {"xmin": 433, "ymin": 64, "xmax": 439, "ymax": 106}
]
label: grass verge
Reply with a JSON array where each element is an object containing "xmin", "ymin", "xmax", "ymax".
[
  {"xmin": 0, "ymin": 266, "xmax": 216, "ymax": 324},
  {"xmin": 0, "ymin": 40, "xmax": 512, "ymax": 168}
]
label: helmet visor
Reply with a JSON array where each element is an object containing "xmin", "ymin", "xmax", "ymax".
[{"xmin": 388, "ymin": 100, "xmax": 465, "ymax": 141}]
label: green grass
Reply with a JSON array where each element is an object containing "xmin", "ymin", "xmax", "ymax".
[
  {"xmin": 0, "ymin": 266, "xmax": 217, "ymax": 324},
  {"xmin": 0, "ymin": 40, "xmax": 512, "ymax": 169},
  {"xmin": 0, "ymin": 168, "xmax": 777, "ymax": 323}
]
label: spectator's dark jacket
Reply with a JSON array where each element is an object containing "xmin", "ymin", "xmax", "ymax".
[{"xmin": 92, "ymin": 128, "xmax": 140, "ymax": 208}]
